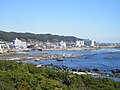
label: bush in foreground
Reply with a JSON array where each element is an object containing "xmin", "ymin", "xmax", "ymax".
[{"xmin": 0, "ymin": 60, "xmax": 120, "ymax": 90}]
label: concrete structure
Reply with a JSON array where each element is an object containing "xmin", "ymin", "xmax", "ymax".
[
  {"xmin": 76, "ymin": 40, "xmax": 84, "ymax": 47},
  {"xmin": 60, "ymin": 41, "xmax": 66, "ymax": 48},
  {"xmin": 84, "ymin": 39, "xmax": 95, "ymax": 46},
  {"xmin": 0, "ymin": 42, "xmax": 3, "ymax": 53},
  {"xmin": 91, "ymin": 40, "xmax": 95, "ymax": 46},
  {"xmin": 0, "ymin": 41, "xmax": 9, "ymax": 54},
  {"xmin": 14, "ymin": 38, "xmax": 27, "ymax": 50}
]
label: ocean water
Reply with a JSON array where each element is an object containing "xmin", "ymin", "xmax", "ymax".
[{"xmin": 24, "ymin": 48, "xmax": 120, "ymax": 71}]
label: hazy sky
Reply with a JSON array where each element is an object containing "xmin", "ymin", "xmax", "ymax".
[{"xmin": 0, "ymin": 0, "xmax": 120, "ymax": 43}]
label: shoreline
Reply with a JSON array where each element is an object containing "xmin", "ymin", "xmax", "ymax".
[
  {"xmin": 0, "ymin": 46, "xmax": 120, "ymax": 61},
  {"xmin": 0, "ymin": 52, "xmax": 84, "ymax": 61},
  {"xmin": 43, "ymin": 46, "xmax": 120, "ymax": 51},
  {"xmin": 1, "ymin": 48, "xmax": 120, "ymax": 82}
]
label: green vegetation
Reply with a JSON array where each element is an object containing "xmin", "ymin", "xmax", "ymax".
[
  {"xmin": 0, "ymin": 60, "xmax": 120, "ymax": 90},
  {"xmin": 0, "ymin": 30, "xmax": 82, "ymax": 42}
]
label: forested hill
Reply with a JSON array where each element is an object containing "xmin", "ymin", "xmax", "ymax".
[{"xmin": 0, "ymin": 30, "xmax": 83, "ymax": 42}]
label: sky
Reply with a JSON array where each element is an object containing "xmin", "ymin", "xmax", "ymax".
[{"xmin": 0, "ymin": 0, "xmax": 120, "ymax": 43}]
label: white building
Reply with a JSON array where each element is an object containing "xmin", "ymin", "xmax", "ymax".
[
  {"xmin": 0, "ymin": 41, "xmax": 9, "ymax": 54},
  {"xmin": 84, "ymin": 39, "xmax": 95, "ymax": 46},
  {"xmin": 14, "ymin": 38, "xmax": 27, "ymax": 50},
  {"xmin": 60, "ymin": 41, "xmax": 66, "ymax": 48},
  {"xmin": 91, "ymin": 40, "xmax": 95, "ymax": 46},
  {"xmin": 0, "ymin": 42, "xmax": 3, "ymax": 53},
  {"xmin": 76, "ymin": 40, "xmax": 84, "ymax": 47}
]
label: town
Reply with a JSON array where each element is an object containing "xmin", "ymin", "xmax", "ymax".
[
  {"xmin": 0, "ymin": 38, "xmax": 95, "ymax": 53},
  {"xmin": 0, "ymin": 37, "xmax": 120, "ymax": 54}
]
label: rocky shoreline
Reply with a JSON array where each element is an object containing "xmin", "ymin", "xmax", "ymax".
[
  {"xmin": 0, "ymin": 52, "xmax": 85, "ymax": 61},
  {"xmin": 36, "ymin": 64, "xmax": 120, "ymax": 82},
  {"xmin": 0, "ymin": 47, "xmax": 120, "ymax": 61},
  {"xmin": 0, "ymin": 49, "xmax": 120, "ymax": 82},
  {"xmin": 43, "ymin": 46, "xmax": 120, "ymax": 51}
]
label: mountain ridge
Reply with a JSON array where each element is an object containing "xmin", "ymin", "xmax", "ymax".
[{"xmin": 0, "ymin": 30, "xmax": 83, "ymax": 42}]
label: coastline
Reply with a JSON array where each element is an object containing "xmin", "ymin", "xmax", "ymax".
[
  {"xmin": 0, "ymin": 52, "xmax": 84, "ymax": 61},
  {"xmin": 43, "ymin": 46, "xmax": 120, "ymax": 51},
  {"xmin": 0, "ymin": 47, "xmax": 120, "ymax": 82},
  {"xmin": 0, "ymin": 46, "xmax": 120, "ymax": 61}
]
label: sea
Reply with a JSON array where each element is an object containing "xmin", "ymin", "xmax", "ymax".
[
  {"xmin": 23, "ymin": 48, "xmax": 120, "ymax": 71},
  {"xmin": 23, "ymin": 48, "xmax": 120, "ymax": 81}
]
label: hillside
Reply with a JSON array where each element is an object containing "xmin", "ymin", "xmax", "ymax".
[
  {"xmin": 0, "ymin": 60, "xmax": 120, "ymax": 90},
  {"xmin": 0, "ymin": 30, "xmax": 83, "ymax": 42}
]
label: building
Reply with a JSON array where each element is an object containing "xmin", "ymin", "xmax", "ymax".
[
  {"xmin": 59, "ymin": 41, "xmax": 66, "ymax": 48},
  {"xmin": 14, "ymin": 38, "xmax": 27, "ymax": 50},
  {"xmin": 0, "ymin": 41, "xmax": 9, "ymax": 54},
  {"xmin": 76, "ymin": 40, "xmax": 84, "ymax": 47},
  {"xmin": 84, "ymin": 39, "xmax": 95, "ymax": 46},
  {"xmin": 0, "ymin": 42, "xmax": 4, "ymax": 53}
]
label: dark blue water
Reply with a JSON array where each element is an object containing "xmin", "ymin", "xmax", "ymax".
[{"xmin": 24, "ymin": 48, "xmax": 120, "ymax": 71}]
